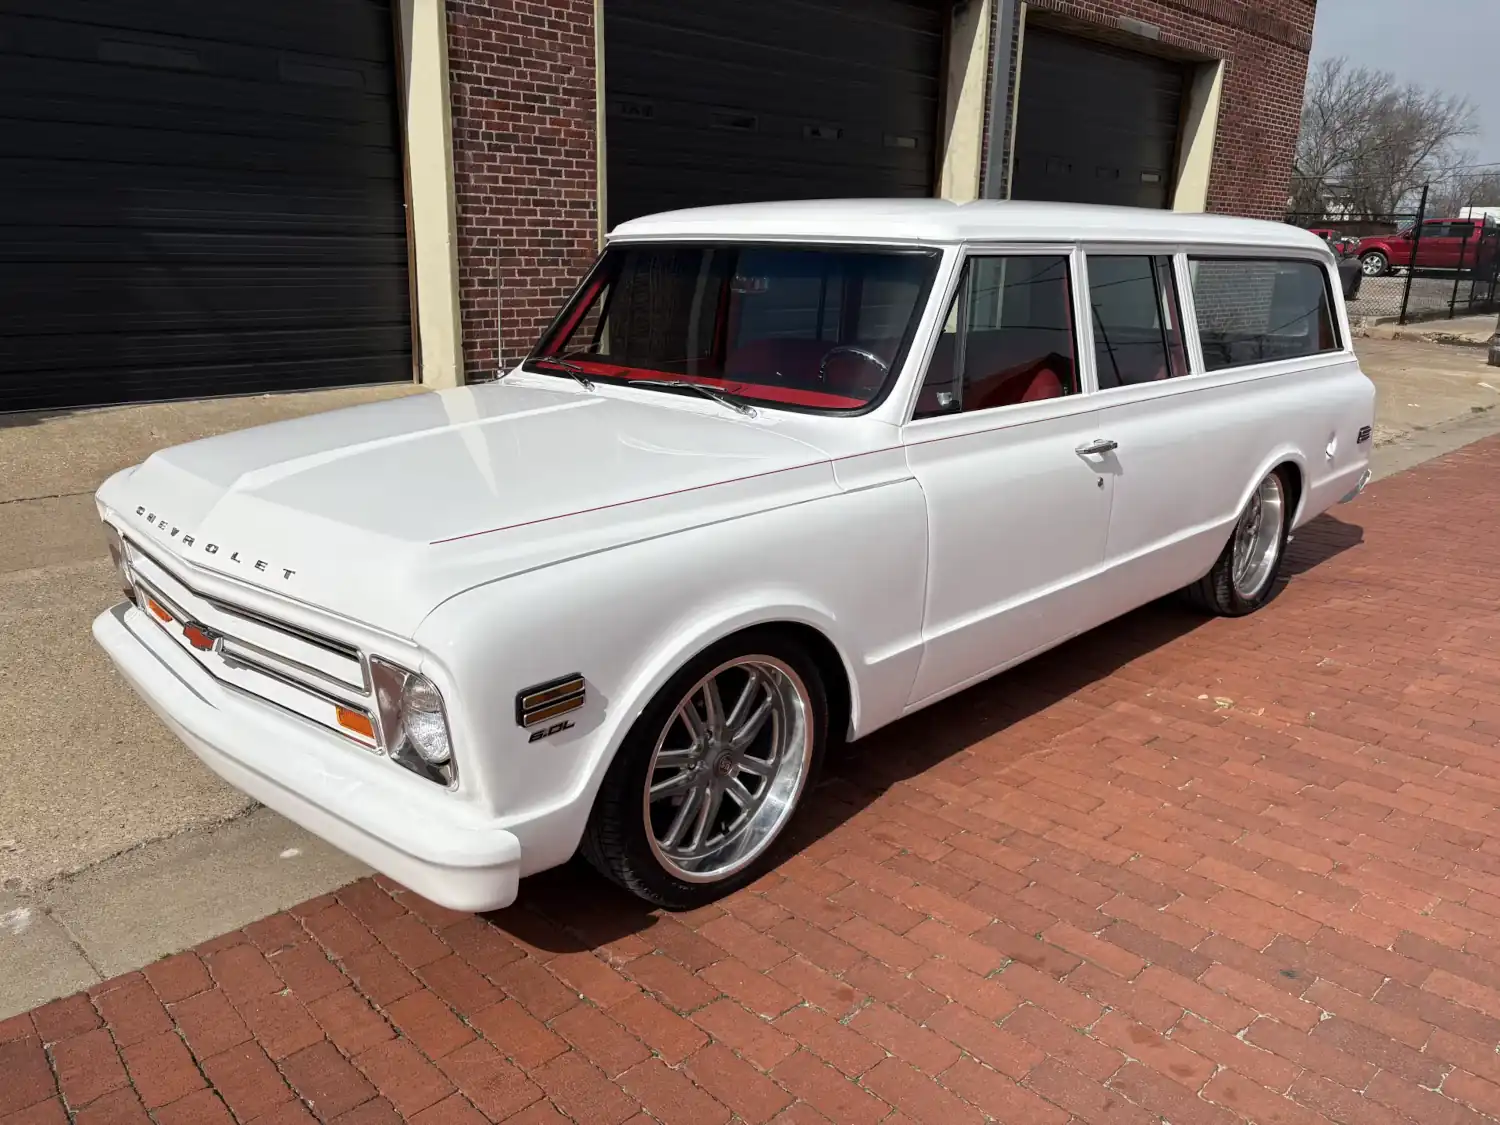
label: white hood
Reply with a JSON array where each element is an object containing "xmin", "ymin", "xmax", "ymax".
[{"xmin": 99, "ymin": 381, "xmax": 842, "ymax": 635}]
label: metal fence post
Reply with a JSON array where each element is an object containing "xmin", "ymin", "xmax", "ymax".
[
  {"xmin": 1398, "ymin": 184, "xmax": 1429, "ymax": 326},
  {"xmin": 1489, "ymin": 309, "xmax": 1500, "ymax": 367},
  {"xmin": 1451, "ymin": 222, "xmax": 1470, "ymax": 320}
]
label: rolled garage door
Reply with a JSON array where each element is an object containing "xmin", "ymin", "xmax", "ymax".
[
  {"xmin": 1010, "ymin": 27, "xmax": 1185, "ymax": 210},
  {"xmin": 0, "ymin": 0, "xmax": 412, "ymax": 413},
  {"xmin": 603, "ymin": 0, "xmax": 944, "ymax": 228}
]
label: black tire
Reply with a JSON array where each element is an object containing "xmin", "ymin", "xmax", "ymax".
[
  {"xmin": 1182, "ymin": 468, "xmax": 1293, "ymax": 617},
  {"xmin": 581, "ymin": 629, "xmax": 828, "ymax": 910},
  {"xmin": 1360, "ymin": 251, "xmax": 1389, "ymax": 277}
]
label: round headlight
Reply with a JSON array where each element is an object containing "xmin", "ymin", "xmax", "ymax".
[
  {"xmin": 103, "ymin": 525, "xmax": 136, "ymax": 602},
  {"xmin": 400, "ymin": 674, "xmax": 451, "ymax": 764}
]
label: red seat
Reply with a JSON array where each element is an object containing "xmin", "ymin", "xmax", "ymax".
[{"xmin": 968, "ymin": 360, "xmax": 1066, "ymax": 411}]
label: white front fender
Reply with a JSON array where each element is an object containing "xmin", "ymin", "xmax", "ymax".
[{"xmin": 412, "ymin": 480, "xmax": 928, "ymax": 877}]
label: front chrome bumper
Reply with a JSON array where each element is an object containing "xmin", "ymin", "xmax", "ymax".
[{"xmin": 93, "ymin": 603, "xmax": 522, "ymax": 912}]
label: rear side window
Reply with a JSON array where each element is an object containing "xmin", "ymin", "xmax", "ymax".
[
  {"xmin": 1189, "ymin": 258, "xmax": 1341, "ymax": 371},
  {"xmin": 1087, "ymin": 255, "xmax": 1189, "ymax": 389}
]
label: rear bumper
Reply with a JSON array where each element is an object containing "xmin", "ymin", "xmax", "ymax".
[
  {"xmin": 93, "ymin": 603, "xmax": 522, "ymax": 912},
  {"xmin": 1339, "ymin": 468, "xmax": 1372, "ymax": 504}
]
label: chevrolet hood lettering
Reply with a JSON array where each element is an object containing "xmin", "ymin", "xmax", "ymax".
[
  {"xmin": 133, "ymin": 506, "xmax": 296, "ymax": 579},
  {"xmin": 99, "ymin": 381, "xmax": 841, "ymax": 637}
]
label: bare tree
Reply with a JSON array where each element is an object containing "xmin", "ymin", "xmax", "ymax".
[
  {"xmin": 1430, "ymin": 166, "xmax": 1500, "ymax": 216},
  {"xmin": 1292, "ymin": 58, "xmax": 1477, "ymax": 217}
]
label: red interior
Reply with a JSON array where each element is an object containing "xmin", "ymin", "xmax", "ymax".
[{"xmin": 915, "ymin": 328, "xmax": 1075, "ymax": 415}]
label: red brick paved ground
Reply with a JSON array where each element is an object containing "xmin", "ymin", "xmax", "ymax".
[{"xmin": 10, "ymin": 438, "xmax": 1500, "ymax": 1124}]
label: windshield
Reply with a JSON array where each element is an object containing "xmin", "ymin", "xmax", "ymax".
[{"xmin": 527, "ymin": 243, "xmax": 943, "ymax": 412}]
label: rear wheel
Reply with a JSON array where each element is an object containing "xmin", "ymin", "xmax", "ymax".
[
  {"xmin": 582, "ymin": 631, "xmax": 827, "ymax": 909},
  {"xmin": 1183, "ymin": 469, "xmax": 1291, "ymax": 617}
]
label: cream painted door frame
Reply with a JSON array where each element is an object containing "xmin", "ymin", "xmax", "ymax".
[
  {"xmin": 1172, "ymin": 59, "xmax": 1225, "ymax": 212},
  {"xmin": 938, "ymin": 0, "xmax": 992, "ymax": 202},
  {"xmin": 395, "ymin": 0, "xmax": 463, "ymax": 388}
]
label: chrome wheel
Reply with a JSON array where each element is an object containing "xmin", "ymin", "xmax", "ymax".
[
  {"xmin": 1360, "ymin": 252, "xmax": 1387, "ymax": 276},
  {"xmin": 643, "ymin": 656, "xmax": 811, "ymax": 883},
  {"xmin": 1230, "ymin": 473, "xmax": 1286, "ymax": 599}
]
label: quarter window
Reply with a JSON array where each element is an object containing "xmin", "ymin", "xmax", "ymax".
[
  {"xmin": 913, "ymin": 255, "xmax": 1078, "ymax": 418},
  {"xmin": 1087, "ymin": 255, "xmax": 1188, "ymax": 388},
  {"xmin": 1189, "ymin": 258, "xmax": 1341, "ymax": 371}
]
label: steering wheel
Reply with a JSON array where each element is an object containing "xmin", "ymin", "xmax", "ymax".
[{"xmin": 817, "ymin": 345, "xmax": 889, "ymax": 386}]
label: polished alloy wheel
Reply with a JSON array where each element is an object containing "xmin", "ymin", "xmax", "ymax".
[
  {"xmin": 643, "ymin": 656, "xmax": 811, "ymax": 883},
  {"xmin": 1230, "ymin": 473, "xmax": 1286, "ymax": 599}
]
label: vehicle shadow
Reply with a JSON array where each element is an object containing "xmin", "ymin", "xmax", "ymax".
[
  {"xmin": 1283, "ymin": 512, "xmax": 1364, "ymax": 576},
  {"xmin": 477, "ymin": 510, "xmax": 1366, "ymax": 953}
]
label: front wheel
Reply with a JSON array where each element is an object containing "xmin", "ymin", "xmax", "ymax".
[
  {"xmin": 1360, "ymin": 251, "xmax": 1389, "ymax": 276},
  {"xmin": 581, "ymin": 631, "xmax": 827, "ymax": 909},
  {"xmin": 1183, "ymin": 469, "xmax": 1291, "ymax": 617}
]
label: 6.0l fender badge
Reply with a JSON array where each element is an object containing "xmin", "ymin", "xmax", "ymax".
[{"xmin": 528, "ymin": 719, "xmax": 575, "ymax": 743}]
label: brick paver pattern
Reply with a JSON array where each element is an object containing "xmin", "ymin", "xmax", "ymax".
[{"xmin": 8, "ymin": 438, "xmax": 1500, "ymax": 1124}]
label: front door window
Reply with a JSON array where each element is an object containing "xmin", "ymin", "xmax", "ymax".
[{"xmin": 912, "ymin": 254, "xmax": 1077, "ymax": 419}]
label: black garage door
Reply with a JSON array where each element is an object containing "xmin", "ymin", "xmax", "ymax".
[
  {"xmin": 0, "ymin": 1, "xmax": 411, "ymax": 413},
  {"xmin": 603, "ymin": 0, "xmax": 943, "ymax": 228},
  {"xmin": 1010, "ymin": 27, "xmax": 1185, "ymax": 209}
]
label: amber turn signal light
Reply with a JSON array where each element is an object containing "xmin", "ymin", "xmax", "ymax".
[
  {"xmin": 336, "ymin": 707, "xmax": 375, "ymax": 740},
  {"xmin": 146, "ymin": 598, "xmax": 173, "ymax": 624}
]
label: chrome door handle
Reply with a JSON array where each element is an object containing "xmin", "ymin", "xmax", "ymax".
[{"xmin": 1075, "ymin": 438, "xmax": 1118, "ymax": 456}]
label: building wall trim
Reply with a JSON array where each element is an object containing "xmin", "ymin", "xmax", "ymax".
[{"xmin": 397, "ymin": 0, "xmax": 464, "ymax": 388}]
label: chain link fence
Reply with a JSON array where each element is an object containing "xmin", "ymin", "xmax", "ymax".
[{"xmin": 1287, "ymin": 185, "xmax": 1500, "ymax": 324}]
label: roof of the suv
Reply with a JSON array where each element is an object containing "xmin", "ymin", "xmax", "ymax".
[{"xmin": 609, "ymin": 198, "xmax": 1328, "ymax": 251}]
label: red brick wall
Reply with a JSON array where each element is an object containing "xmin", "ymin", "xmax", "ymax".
[
  {"xmin": 996, "ymin": 0, "xmax": 1315, "ymax": 219},
  {"xmin": 438, "ymin": 0, "xmax": 1311, "ymax": 383},
  {"xmin": 446, "ymin": 0, "xmax": 599, "ymax": 376}
]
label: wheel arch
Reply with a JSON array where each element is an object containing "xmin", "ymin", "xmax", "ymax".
[
  {"xmin": 1272, "ymin": 458, "xmax": 1305, "ymax": 527},
  {"xmin": 612, "ymin": 607, "xmax": 860, "ymax": 757},
  {"xmin": 561, "ymin": 600, "xmax": 864, "ymax": 853},
  {"xmin": 1235, "ymin": 448, "xmax": 1308, "ymax": 529}
]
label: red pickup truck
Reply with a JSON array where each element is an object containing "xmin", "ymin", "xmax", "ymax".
[{"xmin": 1356, "ymin": 217, "xmax": 1497, "ymax": 276}]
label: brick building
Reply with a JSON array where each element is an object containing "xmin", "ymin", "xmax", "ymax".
[{"xmin": 0, "ymin": 0, "xmax": 1317, "ymax": 411}]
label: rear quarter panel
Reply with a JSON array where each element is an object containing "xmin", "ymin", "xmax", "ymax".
[{"xmin": 1089, "ymin": 353, "xmax": 1374, "ymax": 608}]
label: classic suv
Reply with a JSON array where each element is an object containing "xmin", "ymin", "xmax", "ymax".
[
  {"xmin": 1356, "ymin": 216, "xmax": 1497, "ymax": 276},
  {"xmin": 92, "ymin": 200, "xmax": 1375, "ymax": 911}
]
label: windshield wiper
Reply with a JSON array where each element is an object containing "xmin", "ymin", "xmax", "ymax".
[
  {"xmin": 627, "ymin": 379, "xmax": 757, "ymax": 417},
  {"xmin": 528, "ymin": 356, "xmax": 594, "ymax": 390}
]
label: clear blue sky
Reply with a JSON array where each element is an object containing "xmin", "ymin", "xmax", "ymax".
[{"xmin": 1309, "ymin": 0, "xmax": 1500, "ymax": 166}]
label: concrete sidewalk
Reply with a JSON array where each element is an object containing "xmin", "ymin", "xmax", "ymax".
[
  {"xmin": 1359, "ymin": 312, "xmax": 1498, "ymax": 351},
  {"xmin": 0, "ymin": 384, "xmax": 422, "ymax": 892},
  {"xmin": 7, "ymin": 431, "xmax": 1500, "ymax": 1124},
  {"xmin": 2, "ymin": 339, "xmax": 1500, "ymax": 1022}
]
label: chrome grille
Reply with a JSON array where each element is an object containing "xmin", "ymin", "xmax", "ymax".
[{"xmin": 121, "ymin": 534, "xmax": 377, "ymax": 749}]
